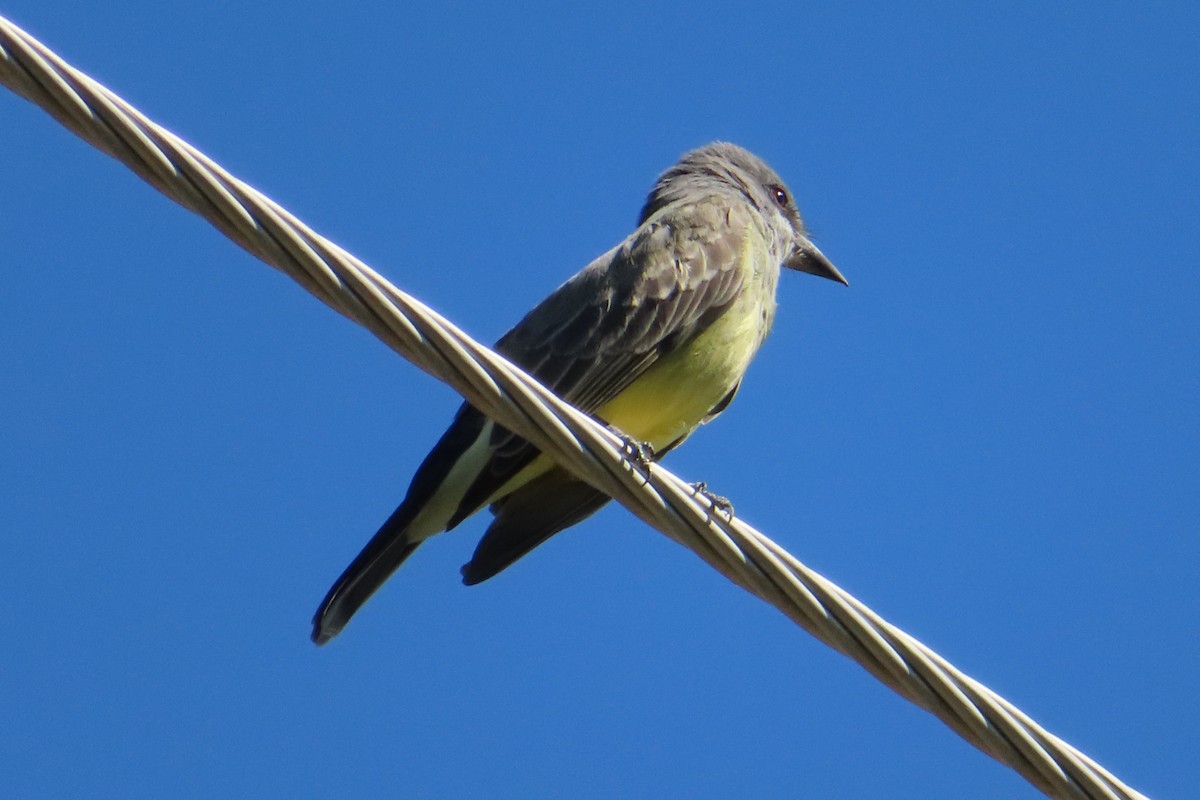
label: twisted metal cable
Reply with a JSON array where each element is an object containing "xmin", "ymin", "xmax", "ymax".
[{"xmin": 0, "ymin": 16, "xmax": 1147, "ymax": 800}]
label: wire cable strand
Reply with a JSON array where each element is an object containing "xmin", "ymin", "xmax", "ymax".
[{"xmin": 0, "ymin": 16, "xmax": 1148, "ymax": 800}]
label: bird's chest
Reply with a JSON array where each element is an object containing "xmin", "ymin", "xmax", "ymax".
[{"xmin": 597, "ymin": 258, "xmax": 777, "ymax": 449}]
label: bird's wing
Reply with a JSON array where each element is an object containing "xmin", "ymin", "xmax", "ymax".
[{"xmin": 447, "ymin": 198, "xmax": 751, "ymax": 525}]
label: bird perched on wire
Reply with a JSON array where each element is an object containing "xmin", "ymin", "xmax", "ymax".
[{"xmin": 311, "ymin": 142, "xmax": 847, "ymax": 644}]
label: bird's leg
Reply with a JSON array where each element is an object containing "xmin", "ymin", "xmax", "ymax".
[{"xmin": 690, "ymin": 481, "xmax": 735, "ymax": 518}]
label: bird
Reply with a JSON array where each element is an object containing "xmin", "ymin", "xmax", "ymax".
[{"xmin": 311, "ymin": 142, "xmax": 847, "ymax": 644}]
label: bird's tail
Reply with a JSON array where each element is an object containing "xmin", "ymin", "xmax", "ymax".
[
  {"xmin": 310, "ymin": 503, "xmax": 423, "ymax": 645},
  {"xmin": 460, "ymin": 469, "xmax": 612, "ymax": 585}
]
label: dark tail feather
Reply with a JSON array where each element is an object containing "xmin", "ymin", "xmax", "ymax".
[
  {"xmin": 311, "ymin": 504, "xmax": 422, "ymax": 645},
  {"xmin": 461, "ymin": 469, "xmax": 611, "ymax": 586}
]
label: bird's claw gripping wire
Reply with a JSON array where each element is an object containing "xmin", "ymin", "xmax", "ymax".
[
  {"xmin": 690, "ymin": 481, "xmax": 735, "ymax": 519},
  {"xmin": 609, "ymin": 426, "xmax": 656, "ymax": 470}
]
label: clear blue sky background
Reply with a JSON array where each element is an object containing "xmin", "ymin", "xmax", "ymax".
[{"xmin": 1, "ymin": 3, "xmax": 1195, "ymax": 798}]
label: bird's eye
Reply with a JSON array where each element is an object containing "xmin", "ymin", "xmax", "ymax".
[{"xmin": 771, "ymin": 185, "xmax": 789, "ymax": 208}]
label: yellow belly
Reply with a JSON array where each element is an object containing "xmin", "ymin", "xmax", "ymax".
[{"xmin": 595, "ymin": 300, "xmax": 764, "ymax": 449}]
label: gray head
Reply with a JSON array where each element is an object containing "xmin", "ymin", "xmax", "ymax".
[{"xmin": 639, "ymin": 142, "xmax": 847, "ymax": 285}]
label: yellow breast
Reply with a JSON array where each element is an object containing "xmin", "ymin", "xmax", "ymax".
[{"xmin": 596, "ymin": 234, "xmax": 777, "ymax": 449}]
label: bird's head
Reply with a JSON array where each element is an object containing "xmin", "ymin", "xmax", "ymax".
[{"xmin": 639, "ymin": 142, "xmax": 848, "ymax": 286}]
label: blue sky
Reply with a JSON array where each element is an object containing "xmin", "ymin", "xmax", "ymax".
[{"xmin": 2, "ymin": 2, "xmax": 1196, "ymax": 798}]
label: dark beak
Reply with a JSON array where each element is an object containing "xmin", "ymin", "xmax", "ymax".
[{"xmin": 785, "ymin": 237, "xmax": 848, "ymax": 286}]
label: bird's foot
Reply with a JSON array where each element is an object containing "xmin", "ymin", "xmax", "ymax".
[
  {"xmin": 611, "ymin": 427, "xmax": 656, "ymax": 469},
  {"xmin": 690, "ymin": 481, "xmax": 735, "ymax": 519}
]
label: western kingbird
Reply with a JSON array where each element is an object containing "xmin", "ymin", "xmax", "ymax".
[{"xmin": 311, "ymin": 142, "xmax": 846, "ymax": 644}]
